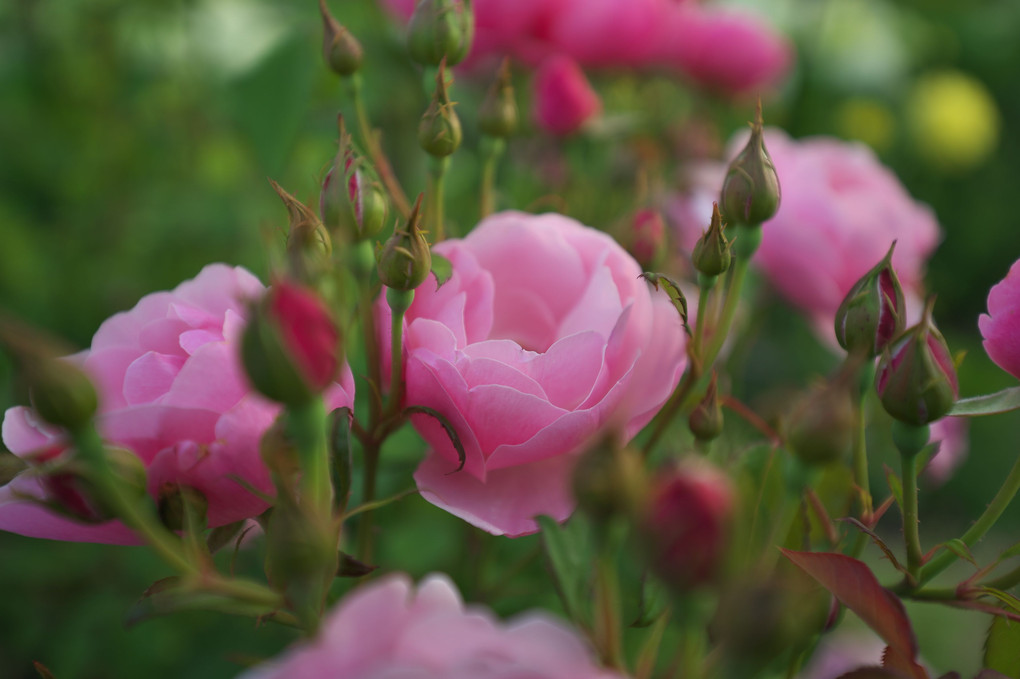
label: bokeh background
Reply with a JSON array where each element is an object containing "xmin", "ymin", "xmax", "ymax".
[{"xmin": 1, "ymin": 0, "xmax": 1019, "ymax": 676}]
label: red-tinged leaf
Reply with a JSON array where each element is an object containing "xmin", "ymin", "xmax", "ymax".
[
  {"xmin": 33, "ymin": 662, "xmax": 56, "ymax": 679},
  {"xmin": 883, "ymin": 646, "xmax": 929, "ymax": 679},
  {"xmin": 948, "ymin": 599, "xmax": 1020, "ymax": 623},
  {"xmin": 837, "ymin": 668, "xmax": 906, "ymax": 679},
  {"xmin": 781, "ymin": 550, "xmax": 920, "ymax": 665}
]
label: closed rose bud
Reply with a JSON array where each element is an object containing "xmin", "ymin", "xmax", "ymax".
[
  {"xmin": 835, "ymin": 242, "xmax": 905, "ymax": 358},
  {"xmin": 692, "ymin": 203, "xmax": 732, "ymax": 277},
  {"xmin": 627, "ymin": 209, "xmax": 666, "ymax": 270},
  {"xmin": 478, "ymin": 59, "xmax": 518, "ymax": 139},
  {"xmin": 571, "ymin": 436, "xmax": 646, "ymax": 524},
  {"xmin": 784, "ymin": 376, "xmax": 856, "ymax": 466},
  {"xmin": 876, "ymin": 298, "xmax": 958, "ymax": 426},
  {"xmin": 157, "ymin": 483, "xmax": 209, "ymax": 533},
  {"xmin": 320, "ymin": 118, "xmax": 388, "ymax": 241},
  {"xmin": 720, "ymin": 100, "xmax": 781, "ymax": 225},
  {"xmin": 37, "ymin": 445, "xmax": 147, "ymax": 524},
  {"xmin": 533, "ymin": 55, "xmax": 601, "ymax": 137},
  {"xmin": 407, "ymin": 0, "xmax": 474, "ymax": 67},
  {"xmin": 319, "ymin": 0, "xmax": 363, "ymax": 76},
  {"xmin": 241, "ymin": 280, "xmax": 341, "ymax": 405},
  {"xmin": 270, "ymin": 180, "xmax": 332, "ymax": 284},
  {"xmin": 418, "ymin": 63, "xmax": 462, "ymax": 158},
  {"xmin": 27, "ymin": 358, "xmax": 98, "ymax": 432},
  {"xmin": 377, "ymin": 194, "xmax": 432, "ymax": 291},
  {"xmin": 641, "ymin": 462, "xmax": 733, "ymax": 591},
  {"xmin": 688, "ymin": 373, "xmax": 724, "ymax": 442}
]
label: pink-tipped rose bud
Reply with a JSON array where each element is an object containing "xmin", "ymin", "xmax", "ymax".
[
  {"xmin": 533, "ymin": 55, "xmax": 601, "ymax": 136},
  {"xmin": 979, "ymin": 258, "xmax": 1020, "ymax": 380},
  {"xmin": 720, "ymin": 100, "xmax": 781, "ymax": 225},
  {"xmin": 407, "ymin": 0, "xmax": 474, "ymax": 67},
  {"xmin": 319, "ymin": 0, "xmax": 363, "ymax": 76},
  {"xmin": 641, "ymin": 461, "xmax": 733, "ymax": 591},
  {"xmin": 627, "ymin": 208, "xmax": 667, "ymax": 269},
  {"xmin": 36, "ymin": 445, "xmax": 147, "ymax": 524},
  {"xmin": 834, "ymin": 242, "xmax": 906, "ymax": 358},
  {"xmin": 876, "ymin": 298, "xmax": 958, "ymax": 426},
  {"xmin": 320, "ymin": 117, "xmax": 387, "ymax": 240},
  {"xmin": 692, "ymin": 203, "xmax": 732, "ymax": 277},
  {"xmin": 242, "ymin": 280, "xmax": 341, "ymax": 405}
]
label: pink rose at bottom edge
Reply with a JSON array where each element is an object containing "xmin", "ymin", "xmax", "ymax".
[
  {"xmin": 533, "ymin": 55, "xmax": 602, "ymax": 136},
  {"xmin": 0, "ymin": 264, "xmax": 355, "ymax": 544},
  {"xmin": 238, "ymin": 572, "xmax": 626, "ymax": 679},
  {"xmin": 979, "ymin": 257, "xmax": 1020, "ymax": 381},
  {"xmin": 379, "ymin": 211, "xmax": 687, "ymax": 537}
]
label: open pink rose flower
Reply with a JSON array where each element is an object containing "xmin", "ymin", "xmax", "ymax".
[
  {"xmin": 239, "ymin": 573, "xmax": 624, "ymax": 679},
  {"xmin": 980, "ymin": 258, "xmax": 1020, "ymax": 380},
  {"xmin": 381, "ymin": 212, "xmax": 687, "ymax": 536},
  {"xmin": 671, "ymin": 129, "xmax": 940, "ymax": 343},
  {"xmin": 0, "ymin": 264, "xmax": 355, "ymax": 544}
]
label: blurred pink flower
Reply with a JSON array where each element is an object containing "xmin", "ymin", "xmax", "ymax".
[
  {"xmin": 533, "ymin": 55, "xmax": 601, "ymax": 136},
  {"xmin": 266, "ymin": 280, "xmax": 341, "ymax": 393},
  {"xmin": 980, "ymin": 258, "xmax": 1020, "ymax": 380},
  {"xmin": 925, "ymin": 416, "xmax": 969, "ymax": 484},
  {"xmin": 381, "ymin": 0, "xmax": 791, "ymax": 95},
  {"xmin": 0, "ymin": 264, "xmax": 355, "ymax": 544},
  {"xmin": 239, "ymin": 573, "xmax": 624, "ymax": 679},
  {"xmin": 671, "ymin": 130, "xmax": 940, "ymax": 343},
  {"xmin": 380, "ymin": 212, "xmax": 687, "ymax": 536}
]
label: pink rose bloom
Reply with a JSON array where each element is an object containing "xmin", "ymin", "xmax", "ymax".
[
  {"xmin": 239, "ymin": 573, "xmax": 624, "ymax": 679},
  {"xmin": 979, "ymin": 258, "xmax": 1020, "ymax": 380},
  {"xmin": 671, "ymin": 130, "xmax": 940, "ymax": 342},
  {"xmin": 0, "ymin": 264, "xmax": 355, "ymax": 544},
  {"xmin": 381, "ymin": 212, "xmax": 687, "ymax": 536},
  {"xmin": 533, "ymin": 55, "xmax": 601, "ymax": 136}
]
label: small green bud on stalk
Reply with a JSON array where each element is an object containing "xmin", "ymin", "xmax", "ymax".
[
  {"xmin": 835, "ymin": 242, "xmax": 905, "ymax": 358},
  {"xmin": 571, "ymin": 435, "xmax": 647, "ymax": 525},
  {"xmin": 407, "ymin": 0, "xmax": 474, "ymax": 67},
  {"xmin": 270, "ymin": 180, "xmax": 332, "ymax": 284},
  {"xmin": 876, "ymin": 297, "xmax": 958, "ymax": 426},
  {"xmin": 784, "ymin": 374, "xmax": 857, "ymax": 466},
  {"xmin": 692, "ymin": 203, "xmax": 732, "ymax": 277},
  {"xmin": 25, "ymin": 358, "xmax": 98, "ymax": 432},
  {"xmin": 418, "ymin": 62, "xmax": 462, "ymax": 157},
  {"xmin": 377, "ymin": 194, "xmax": 432, "ymax": 291},
  {"xmin": 720, "ymin": 98, "xmax": 781, "ymax": 225},
  {"xmin": 478, "ymin": 58, "xmax": 517, "ymax": 138},
  {"xmin": 157, "ymin": 483, "xmax": 209, "ymax": 533},
  {"xmin": 319, "ymin": 0, "xmax": 363, "ymax": 76},
  {"xmin": 688, "ymin": 373, "xmax": 724, "ymax": 442}
]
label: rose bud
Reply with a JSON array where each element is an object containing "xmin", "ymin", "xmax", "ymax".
[
  {"xmin": 720, "ymin": 99, "xmax": 781, "ymax": 226},
  {"xmin": 640, "ymin": 461, "xmax": 733, "ymax": 591},
  {"xmin": 478, "ymin": 59, "xmax": 518, "ymax": 139},
  {"xmin": 270, "ymin": 180, "xmax": 332, "ymax": 285},
  {"xmin": 157, "ymin": 483, "xmax": 209, "ymax": 533},
  {"xmin": 692, "ymin": 203, "xmax": 733, "ymax": 277},
  {"xmin": 783, "ymin": 375, "xmax": 857, "ymax": 467},
  {"xmin": 876, "ymin": 297, "xmax": 958, "ymax": 426},
  {"xmin": 571, "ymin": 435, "xmax": 646, "ymax": 525},
  {"xmin": 241, "ymin": 280, "xmax": 341, "ymax": 406},
  {"xmin": 835, "ymin": 242, "xmax": 906, "ymax": 358},
  {"xmin": 688, "ymin": 373, "xmax": 724, "ymax": 442},
  {"xmin": 377, "ymin": 194, "xmax": 432, "ymax": 291},
  {"xmin": 533, "ymin": 55, "xmax": 601, "ymax": 137},
  {"xmin": 36, "ymin": 445, "xmax": 147, "ymax": 524},
  {"xmin": 320, "ymin": 117, "xmax": 387, "ymax": 241},
  {"xmin": 626, "ymin": 209, "xmax": 667, "ymax": 270},
  {"xmin": 319, "ymin": 0, "xmax": 363, "ymax": 77},
  {"xmin": 418, "ymin": 62, "xmax": 463, "ymax": 158},
  {"xmin": 407, "ymin": 0, "xmax": 474, "ymax": 68}
]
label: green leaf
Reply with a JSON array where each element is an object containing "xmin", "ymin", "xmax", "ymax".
[
  {"xmin": 941, "ymin": 539, "xmax": 979, "ymax": 568},
  {"xmin": 329, "ymin": 407, "xmax": 354, "ymax": 511},
  {"xmin": 639, "ymin": 272, "xmax": 690, "ymax": 334},
  {"xmin": 632, "ymin": 573, "xmax": 669, "ymax": 628},
  {"xmin": 206, "ymin": 520, "xmax": 247, "ymax": 555},
  {"xmin": 337, "ymin": 552, "xmax": 376, "ymax": 578},
  {"xmin": 404, "ymin": 405, "xmax": 466, "ymax": 472},
  {"xmin": 126, "ymin": 577, "xmax": 281, "ymax": 627},
  {"xmin": 949, "ymin": 387, "xmax": 1020, "ymax": 417},
  {"xmin": 978, "ymin": 588, "xmax": 1020, "ymax": 616},
  {"xmin": 884, "ymin": 465, "xmax": 904, "ymax": 511},
  {"xmin": 537, "ymin": 515, "xmax": 592, "ymax": 624},
  {"xmin": 1000, "ymin": 540, "xmax": 1020, "ymax": 561},
  {"xmin": 430, "ymin": 252, "xmax": 453, "ymax": 289},
  {"xmin": 985, "ymin": 615, "xmax": 1020, "ymax": 677}
]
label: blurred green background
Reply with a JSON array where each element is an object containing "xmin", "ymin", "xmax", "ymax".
[{"xmin": 1, "ymin": 0, "xmax": 1020, "ymax": 676}]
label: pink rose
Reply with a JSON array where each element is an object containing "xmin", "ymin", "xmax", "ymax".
[
  {"xmin": 0, "ymin": 264, "xmax": 355, "ymax": 544},
  {"xmin": 239, "ymin": 573, "xmax": 624, "ymax": 679},
  {"xmin": 533, "ymin": 55, "xmax": 601, "ymax": 136},
  {"xmin": 925, "ymin": 416, "xmax": 968, "ymax": 484},
  {"xmin": 671, "ymin": 130, "xmax": 940, "ymax": 342},
  {"xmin": 979, "ymin": 258, "xmax": 1020, "ymax": 380},
  {"xmin": 382, "ymin": 212, "xmax": 687, "ymax": 536}
]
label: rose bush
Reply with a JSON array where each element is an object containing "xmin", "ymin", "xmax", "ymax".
[
  {"xmin": 239, "ymin": 573, "xmax": 624, "ymax": 679},
  {"xmin": 0, "ymin": 264, "xmax": 355, "ymax": 543},
  {"xmin": 671, "ymin": 129, "xmax": 940, "ymax": 342},
  {"xmin": 381, "ymin": 212, "xmax": 686, "ymax": 536},
  {"xmin": 979, "ymin": 257, "xmax": 1020, "ymax": 380}
]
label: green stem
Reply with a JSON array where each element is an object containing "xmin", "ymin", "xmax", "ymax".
[
  {"xmin": 691, "ymin": 273, "xmax": 717, "ymax": 362},
  {"xmin": 71, "ymin": 424, "xmax": 197, "ymax": 575},
  {"xmin": 352, "ymin": 240, "xmax": 382, "ymax": 426},
  {"xmin": 348, "ymin": 74, "xmax": 411, "ymax": 217},
  {"xmin": 594, "ymin": 551, "xmax": 624, "ymax": 670},
  {"xmin": 426, "ymin": 155, "xmax": 450, "ymax": 241},
  {"xmin": 917, "ymin": 450, "xmax": 1020, "ymax": 587},
  {"xmin": 901, "ymin": 451, "xmax": 923, "ymax": 584},
  {"xmin": 386, "ymin": 288, "xmax": 414, "ymax": 412},
  {"xmin": 479, "ymin": 135, "xmax": 505, "ymax": 218},
  {"xmin": 701, "ymin": 224, "xmax": 761, "ymax": 367},
  {"xmin": 287, "ymin": 397, "xmax": 332, "ymax": 519},
  {"xmin": 853, "ymin": 360, "xmax": 875, "ymax": 520},
  {"xmin": 356, "ymin": 446, "xmax": 379, "ymax": 564}
]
